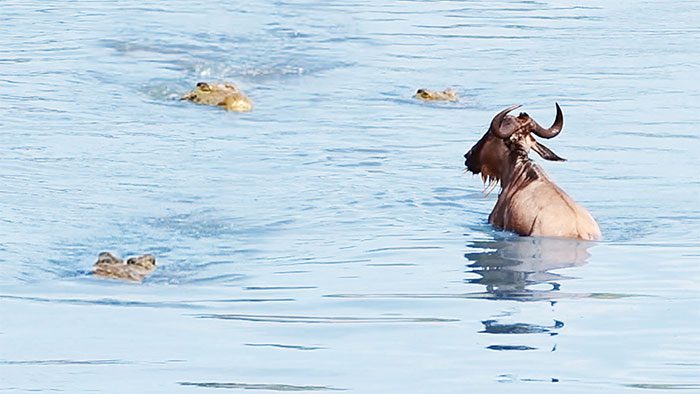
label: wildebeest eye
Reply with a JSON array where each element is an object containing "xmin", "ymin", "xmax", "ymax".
[{"xmin": 196, "ymin": 82, "xmax": 211, "ymax": 91}]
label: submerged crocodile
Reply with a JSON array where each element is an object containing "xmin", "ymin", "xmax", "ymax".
[
  {"xmin": 181, "ymin": 82, "xmax": 253, "ymax": 112},
  {"xmin": 414, "ymin": 88, "xmax": 458, "ymax": 102},
  {"xmin": 93, "ymin": 252, "xmax": 156, "ymax": 282}
]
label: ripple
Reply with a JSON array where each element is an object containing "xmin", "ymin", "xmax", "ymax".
[
  {"xmin": 179, "ymin": 382, "xmax": 345, "ymax": 391},
  {"xmin": 190, "ymin": 298, "xmax": 295, "ymax": 304},
  {"xmin": 0, "ymin": 294, "xmax": 293, "ymax": 309},
  {"xmin": 193, "ymin": 313, "xmax": 458, "ymax": 324},
  {"xmin": 140, "ymin": 80, "xmax": 188, "ymax": 101},
  {"xmin": 244, "ymin": 286, "xmax": 317, "ymax": 291},
  {"xmin": 622, "ymin": 383, "xmax": 700, "ymax": 390},
  {"xmin": 324, "ymin": 292, "xmax": 645, "ymax": 302},
  {"xmin": 0, "ymin": 359, "xmax": 128, "ymax": 366},
  {"xmin": 0, "ymin": 294, "xmax": 202, "ymax": 309},
  {"xmin": 366, "ymin": 246, "xmax": 442, "ymax": 253},
  {"xmin": 182, "ymin": 50, "xmax": 353, "ymax": 82},
  {"xmin": 145, "ymin": 210, "xmax": 295, "ymax": 240},
  {"xmin": 0, "ymin": 58, "xmax": 31, "ymax": 64},
  {"xmin": 244, "ymin": 343, "xmax": 325, "ymax": 351}
]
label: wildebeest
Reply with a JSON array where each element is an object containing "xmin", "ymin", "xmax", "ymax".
[{"xmin": 464, "ymin": 103, "xmax": 601, "ymax": 240}]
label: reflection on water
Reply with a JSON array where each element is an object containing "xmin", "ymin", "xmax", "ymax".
[
  {"xmin": 486, "ymin": 345, "xmax": 537, "ymax": 351},
  {"xmin": 480, "ymin": 319, "xmax": 563, "ymax": 335},
  {"xmin": 466, "ymin": 236, "xmax": 591, "ymax": 353},
  {"xmin": 465, "ymin": 236, "xmax": 593, "ymax": 300}
]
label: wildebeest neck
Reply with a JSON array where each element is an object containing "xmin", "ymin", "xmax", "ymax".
[{"xmin": 501, "ymin": 148, "xmax": 542, "ymax": 190}]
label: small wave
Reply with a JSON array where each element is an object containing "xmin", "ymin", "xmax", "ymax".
[
  {"xmin": 101, "ymin": 39, "xmax": 200, "ymax": 56},
  {"xmin": 0, "ymin": 294, "xmax": 202, "ymax": 309},
  {"xmin": 190, "ymin": 298, "xmax": 295, "ymax": 304},
  {"xmin": 244, "ymin": 286, "xmax": 317, "ymax": 291},
  {"xmin": 139, "ymin": 80, "xmax": 189, "ymax": 101},
  {"xmin": 0, "ymin": 359, "xmax": 128, "ymax": 366},
  {"xmin": 244, "ymin": 343, "xmax": 325, "ymax": 351},
  {"xmin": 0, "ymin": 58, "xmax": 31, "ymax": 64},
  {"xmin": 623, "ymin": 383, "xmax": 700, "ymax": 390},
  {"xmin": 366, "ymin": 245, "xmax": 443, "ymax": 253},
  {"xmin": 193, "ymin": 313, "xmax": 458, "ymax": 324},
  {"xmin": 179, "ymin": 382, "xmax": 345, "ymax": 391},
  {"xmin": 189, "ymin": 62, "xmax": 307, "ymax": 79},
  {"xmin": 323, "ymin": 292, "xmax": 645, "ymax": 302},
  {"xmin": 145, "ymin": 209, "xmax": 295, "ymax": 240},
  {"xmin": 0, "ymin": 294, "xmax": 294, "ymax": 309}
]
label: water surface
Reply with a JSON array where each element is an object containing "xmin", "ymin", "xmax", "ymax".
[{"xmin": 1, "ymin": 1, "xmax": 699, "ymax": 393}]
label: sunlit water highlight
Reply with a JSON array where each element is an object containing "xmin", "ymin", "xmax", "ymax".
[{"xmin": 1, "ymin": 1, "xmax": 699, "ymax": 393}]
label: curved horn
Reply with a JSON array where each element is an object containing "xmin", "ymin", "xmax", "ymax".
[
  {"xmin": 531, "ymin": 102, "xmax": 563, "ymax": 139},
  {"xmin": 489, "ymin": 104, "xmax": 522, "ymax": 139}
]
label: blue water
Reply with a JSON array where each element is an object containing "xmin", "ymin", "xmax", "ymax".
[{"xmin": 1, "ymin": 1, "xmax": 699, "ymax": 392}]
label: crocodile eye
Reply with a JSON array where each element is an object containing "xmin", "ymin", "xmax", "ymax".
[
  {"xmin": 196, "ymin": 82, "xmax": 211, "ymax": 92},
  {"xmin": 416, "ymin": 89, "xmax": 425, "ymax": 95}
]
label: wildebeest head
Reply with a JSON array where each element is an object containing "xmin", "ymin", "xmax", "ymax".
[{"xmin": 464, "ymin": 103, "xmax": 566, "ymax": 183}]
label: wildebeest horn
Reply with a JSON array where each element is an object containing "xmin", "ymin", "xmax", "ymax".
[
  {"xmin": 489, "ymin": 104, "xmax": 522, "ymax": 139},
  {"xmin": 531, "ymin": 103, "xmax": 563, "ymax": 139}
]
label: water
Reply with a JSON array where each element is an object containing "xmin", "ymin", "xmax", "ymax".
[{"xmin": 1, "ymin": 0, "xmax": 699, "ymax": 392}]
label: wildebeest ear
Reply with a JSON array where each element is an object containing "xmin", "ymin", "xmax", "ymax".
[{"xmin": 532, "ymin": 141, "xmax": 566, "ymax": 161}]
